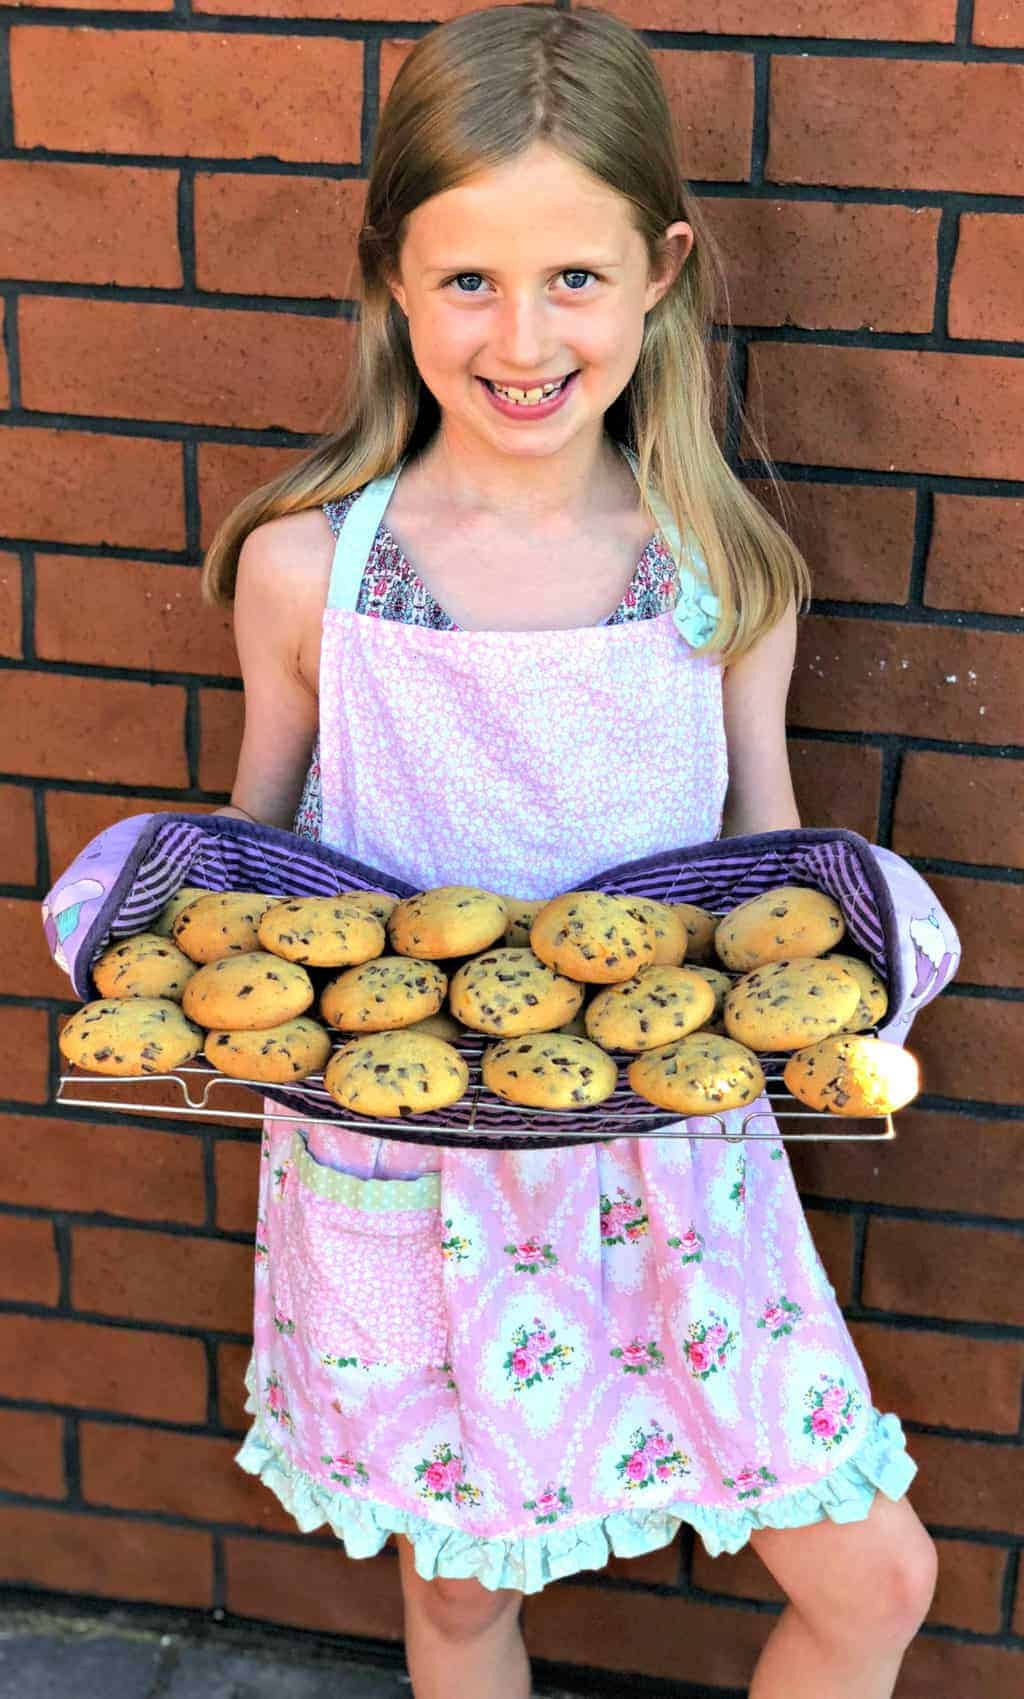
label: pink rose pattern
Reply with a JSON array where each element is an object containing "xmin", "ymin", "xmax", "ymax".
[
  {"xmin": 247, "ymin": 1103, "xmax": 881, "ymax": 1554},
  {"xmin": 616, "ymin": 1421, "xmax": 691, "ymax": 1490},
  {"xmin": 504, "ymin": 1318, "xmax": 574, "ymax": 1391}
]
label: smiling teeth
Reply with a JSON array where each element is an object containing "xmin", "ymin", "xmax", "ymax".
[{"xmin": 490, "ymin": 377, "xmax": 567, "ymax": 404}]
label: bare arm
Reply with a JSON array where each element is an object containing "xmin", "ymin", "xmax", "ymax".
[
  {"xmin": 213, "ymin": 511, "xmax": 332, "ymax": 831},
  {"xmin": 719, "ymin": 598, "xmax": 802, "ymax": 838}
]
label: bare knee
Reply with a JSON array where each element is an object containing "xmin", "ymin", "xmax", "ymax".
[
  {"xmin": 396, "ymin": 1536, "xmax": 523, "ymax": 1641},
  {"xmin": 812, "ymin": 1515, "xmax": 938, "ymax": 1652}
]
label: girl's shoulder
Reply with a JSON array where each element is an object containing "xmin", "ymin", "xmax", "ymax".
[{"xmin": 236, "ymin": 504, "xmax": 339, "ymax": 695}]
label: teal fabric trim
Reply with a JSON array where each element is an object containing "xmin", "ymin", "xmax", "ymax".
[
  {"xmin": 671, "ymin": 558, "xmax": 721, "ymax": 649},
  {"xmin": 293, "ymin": 1132, "xmax": 441, "ymax": 1212},
  {"xmin": 236, "ymin": 1361, "xmax": 917, "ymax": 1595}
]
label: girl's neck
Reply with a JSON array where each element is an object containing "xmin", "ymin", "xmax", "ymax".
[{"xmin": 411, "ymin": 424, "xmax": 633, "ymax": 531}]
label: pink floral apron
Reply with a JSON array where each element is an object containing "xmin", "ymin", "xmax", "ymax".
[{"xmin": 236, "ymin": 445, "xmax": 917, "ymax": 1592}]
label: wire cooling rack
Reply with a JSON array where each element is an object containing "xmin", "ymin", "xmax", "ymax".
[{"xmin": 56, "ymin": 1033, "xmax": 897, "ymax": 1150}]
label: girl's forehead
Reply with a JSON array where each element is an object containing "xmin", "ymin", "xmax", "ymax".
[{"xmin": 402, "ymin": 156, "xmax": 639, "ymax": 263}]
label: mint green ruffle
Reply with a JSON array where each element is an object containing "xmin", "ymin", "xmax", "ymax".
[{"xmin": 235, "ymin": 1377, "xmax": 917, "ymax": 1595}]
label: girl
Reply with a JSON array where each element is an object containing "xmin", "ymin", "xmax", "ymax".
[{"xmin": 203, "ymin": 9, "xmax": 937, "ymax": 1697}]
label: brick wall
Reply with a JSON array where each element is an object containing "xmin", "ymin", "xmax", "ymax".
[{"xmin": 1, "ymin": 1, "xmax": 1022, "ymax": 1693}]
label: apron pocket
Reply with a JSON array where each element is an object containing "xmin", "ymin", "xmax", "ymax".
[{"xmin": 275, "ymin": 1130, "xmax": 448, "ymax": 1368}]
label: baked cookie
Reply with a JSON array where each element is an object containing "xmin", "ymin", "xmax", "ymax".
[
  {"xmin": 323, "ymin": 1030, "xmax": 469, "ymax": 1118},
  {"xmin": 404, "ymin": 1008, "xmax": 464, "ymax": 1042},
  {"xmin": 585, "ymin": 965, "xmax": 716, "ymax": 1053},
  {"xmin": 151, "ymin": 886, "xmax": 209, "ymax": 939},
  {"xmin": 335, "ymin": 888, "xmax": 400, "ymax": 926},
  {"xmin": 723, "ymin": 958, "xmax": 861, "ymax": 1052},
  {"xmin": 204, "ymin": 1015, "xmax": 331, "ymax": 1083},
  {"xmin": 715, "ymin": 885, "xmax": 846, "ymax": 971},
  {"xmin": 826, "ymin": 954, "xmax": 889, "ymax": 1033},
  {"xmin": 388, "ymin": 886, "xmax": 508, "ymax": 959},
  {"xmin": 92, "ymin": 932, "xmax": 196, "ymax": 1002},
  {"xmin": 669, "ymin": 902, "xmax": 719, "ymax": 966},
  {"xmin": 257, "ymin": 897, "xmax": 385, "ymax": 968},
  {"xmin": 182, "ymin": 951, "xmax": 314, "ymax": 1031},
  {"xmin": 482, "ymin": 1033, "xmax": 618, "ymax": 1109},
  {"xmin": 172, "ymin": 892, "xmax": 278, "ymax": 964},
  {"xmin": 530, "ymin": 892, "xmax": 656, "ymax": 984},
  {"xmin": 448, "ymin": 947, "xmax": 584, "ymax": 1037},
  {"xmin": 501, "ymin": 897, "xmax": 547, "ymax": 949},
  {"xmin": 685, "ymin": 965, "xmax": 735, "ymax": 1021},
  {"xmin": 320, "ymin": 957, "xmax": 447, "ymax": 1032},
  {"xmin": 625, "ymin": 897, "xmax": 689, "ymax": 966},
  {"xmin": 59, "ymin": 996, "xmax": 204, "ymax": 1077},
  {"xmin": 783, "ymin": 1035, "xmax": 919, "ymax": 1117},
  {"xmin": 627, "ymin": 1033, "xmax": 765, "ymax": 1114}
]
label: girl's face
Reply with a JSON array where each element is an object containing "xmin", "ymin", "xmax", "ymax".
[{"xmin": 387, "ymin": 142, "xmax": 691, "ymax": 458}]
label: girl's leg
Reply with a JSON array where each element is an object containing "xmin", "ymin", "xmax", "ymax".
[
  {"xmin": 746, "ymin": 1490, "xmax": 938, "ymax": 1699},
  {"xmin": 395, "ymin": 1534, "xmax": 531, "ymax": 1699}
]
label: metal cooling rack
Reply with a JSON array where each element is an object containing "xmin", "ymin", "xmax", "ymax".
[{"xmin": 56, "ymin": 1044, "xmax": 896, "ymax": 1148}]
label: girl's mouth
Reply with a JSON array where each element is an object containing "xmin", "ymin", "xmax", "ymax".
[{"xmin": 478, "ymin": 371, "xmax": 579, "ymax": 419}]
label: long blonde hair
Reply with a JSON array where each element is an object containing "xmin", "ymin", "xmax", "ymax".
[{"xmin": 201, "ymin": 3, "xmax": 811, "ymax": 662}]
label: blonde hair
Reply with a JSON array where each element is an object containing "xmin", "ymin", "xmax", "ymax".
[{"xmin": 201, "ymin": 3, "xmax": 812, "ymax": 662}]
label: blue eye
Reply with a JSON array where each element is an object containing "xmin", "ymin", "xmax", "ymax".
[{"xmin": 444, "ymin": 270, "xmax": 597, "ymax": 294}]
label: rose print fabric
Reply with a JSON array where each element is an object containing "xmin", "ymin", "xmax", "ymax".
[{"xmin": 236, "ymin": 446, "xmax": 918, "ymax": 1592}]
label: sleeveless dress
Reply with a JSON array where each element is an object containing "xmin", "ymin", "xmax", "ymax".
[{"xmin": 235, "ymin": 443, "xmax": 917, "ymax": 1593}]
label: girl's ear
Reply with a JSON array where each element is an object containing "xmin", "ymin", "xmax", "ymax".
[{"xmin": 646, "ymin": 222, "xmax": 693, "ymax": 310}]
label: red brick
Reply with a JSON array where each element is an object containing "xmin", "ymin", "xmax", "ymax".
[
  {"xmin": 0, "ymin": 1113, "xmax": 206, "ymax": 1224},
  {"xmin": 790, "ymin": 616, "xmax": 1019, "ymax": 747},
  {"xmin": 0, "ymin": 673, "xmax": 188, "ymax": 787},
  {"xmin": 906, "ymin": 1431, "xmax": 1024, "ymax": 1536},
  {"xmin": 708, "ymin": 199, "xmax": 940, "ymax": 333},
  {"xmin": 848, "ymin": 1321, "xmax": 1024, "ymax": 1436},
  {"xmin": 769, "ymin": 57, "xmax": 1024, "ymax": 195},
  {"xmin": 0, "ymin": 1006, "xmax": 49, "ymax": 1104},
  {"xmin": 198, "ymin": 442, "xmax": 304, "ymax": 549},
  {"xmin": 911, "ymin": 994, "xmax": 1022, "ymax": 1106},
  {"xmin": 199, "ymin": 687, "xmax": 244, "ymax": 794},
  {"xmin": 72, "ymin": 1225, "xmax": 252, "ymax": 1332},
  {"xmin": 20, "ymin": 297, "xmax": 353, "ymax": 433},
  {"xmin": 789, "ymin": 1108, "xmax": 1024, "ymax": 1220},
  {"xmin": 591, "ymin": 1, "xmax": 956, "ymax": 41},
  {"xmin": 45, "ymin": 793, "xmax": 216, "ymax": 888},
  {"xmin": 12, "ymin": 29, "xmax": 362, "ymax": 163},
  {"xmin": 225, "ymin": 1534, "xmax": 405, "ymax": 1640},
  {"xmin": 0, "ymin": 427, "xmax": 184, "ymax": 550},
  {"xmin": 195, "ymin": 173, "xmax": 365, "ymax": 298},
  {"xmin": 893, "ymin": 751, "xmax": 1024, "ymax": 869},
  {"xmin": 748, "ymin": 478, "xmax": 916, "ymax": 605},
  {"xmin": 949, "ymin": 213, "xmax": 1024, "ymax": 342},
  {"xmin": 0, "ymin": 1504, "xmax": 212, "ymax": 1607},
  {"xmin": 199, "ymin": 0, "xmax": 489, "ymax": 17},
  {"xmin": 974, "ymin": 0, "xmax": 1024, "ymax": 46},
  {"xmin": 0, "ymin": 1216, "xmax": 58, "ymax": 1305},
  {"xmin": 0, "ymin": 1313, "xmax": 207, "ymax": 1422},
  {"xmin": 523, "ymin": 1581, "xmax": 768, "ymax": 1686},
  {"xmin": 0, "ymin": 1409, "xmax": 65, "ymax": 1500},
  {"xmin": 218, "ymin": 1341, "xmax": 252, "ymax": 1432},
  {"xmin": 35, "ymin": 555, "xmax": 237, "ymax": 677},
  {"xmin": 691, "ymin": 1536, "xmax": 784, "ymax": 1603},
  {"xmin": 928, "ymin": 1538, "xmax": 1008, "ymax": 1634},
  {"xmin": 863, "ymin": 1218, "xmax": 1024, "ymax": 1327},
  {"xmin": 899, "ymin": 1633, "xmax": 1024, "ymax": 1699},
  {"xmin": 744, "ymin": 346, "xmax": 1024, "ymax": 482},
  {"xmin": 0, "ymin": 552, "xmax": 22, "ymax": 658},
  {"xmin": 0, "ymin": 304, "xmax": 8, "ymax": 409},
  {"xmin": 804, "ymin": 1207, "xmax": 854, "ymax": 1305},
  {"xmin": 0, "ymin": 162, "xmax": 180, "ymax": 287},
  {"xmin": 0, "ymin": 897, "xmax": 71, "ymax": 1000},
  {"xmin": 0, "ymin": 783, "xmax": 37, "ymax": 885},
  {"xmin": 787, "ymin": 739, "xmax": 882, "ymax": 841},
  {"xmin": 605, "ymin": 1532, "xmax": 681, "ymax": 1585},
  {"xmin": 214, "ymin": 1138, "xmax": 260, "ymax": 1234},
  {"xmin": 655, "ymin": 50, "xmax": 754, "ymax": 182},
  {"xmin": 80, "ymin": 1421, "xmax": 296, "ymax": 1532},
  {"xmin": 924, "ymin": 874, "xmax": 1023, "ymax": 989},
  {"xmin": 11, "ymin": 0, "xmax": 169, "ymax": 9},
  {"xmin": 924, "ymin": 494, "xmax": 1024, "ymax": 617}
]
